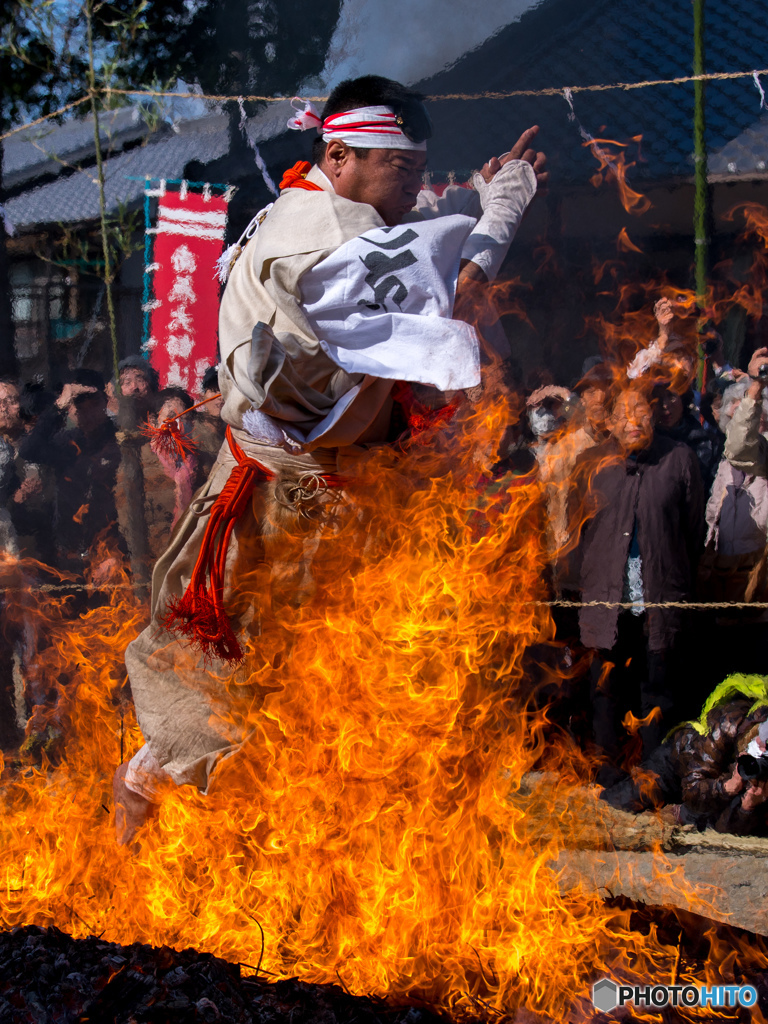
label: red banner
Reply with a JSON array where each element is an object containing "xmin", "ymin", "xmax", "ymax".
[{"xmin": 145, "ymin": 187, "xmax": 229, "ymax": 393}]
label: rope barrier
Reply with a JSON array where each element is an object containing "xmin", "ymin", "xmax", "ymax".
[
  {"xmin": 540, "ymin": 599, "xmax": 768, "ymax": 609},
  {"xmin": 4, "ymin": 66, "xmax": 768, "ymax": 144},
  {"xmin": 0, "ymin": 95, "xmax": 92, "ymax": 143},
  {"xmin": 103, "ymin": 67, "xmax": 768, "ymax": 102},
  {"xmin": 6, "ymin": 579, "xmax": 768, "ymax": 610}
]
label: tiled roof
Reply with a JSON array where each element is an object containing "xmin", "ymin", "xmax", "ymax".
[
  {"xmin": 415, "ymin": 0, "xmax": 768, "ymax": 182},
  {"xmin": 709, "ymin": 111, "xmax": 768, "ymax": 177},
  {"xmin": 3, "ymin": 106, "xmax": 150, "ymax": 190},
  {"xmin": 5, "ymin": 116, "xmax": 229, "ymax": 230}
]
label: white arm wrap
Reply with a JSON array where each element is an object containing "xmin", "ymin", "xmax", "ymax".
[{"xmin": 461, "ymin": 160, "xmax": 537, "ymax": 281}]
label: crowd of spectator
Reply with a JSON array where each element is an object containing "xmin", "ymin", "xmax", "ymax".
[
  {"xmin": 3, "ymin": 296, "xmax": 768, "ymax": 836},
  {"xmin": 0, "ymin": 358, "xmax": 225, "ymax": 747},
  {"xmin": 0, "ymin": 357, "xmax": 224, "ymax": 581},
  {"xmin": 495, "ymin": 298, "xmax": 768, "ymax": 835}
]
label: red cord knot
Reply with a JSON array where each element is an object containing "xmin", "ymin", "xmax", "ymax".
[{"xmin": 279, "ymin": 161, "xmax": 324, "ymax": 192}]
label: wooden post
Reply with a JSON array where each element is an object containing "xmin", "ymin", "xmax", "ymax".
[{"xmin": 85, "ymin": 0, "xmax": 120, "ymax": 394}]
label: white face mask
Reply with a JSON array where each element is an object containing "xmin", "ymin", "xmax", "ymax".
[{"xmin": 528, "ymin": 407, "xmax": 560, "ymax": 438}]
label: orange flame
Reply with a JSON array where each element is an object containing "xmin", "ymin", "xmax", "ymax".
[
  {"xmin": 9, "ymin": 197, "xmax": 768, "ymax": 1022},
  {"xmin": 617, "ymin": 227, "xmax": 643, "ymax": 253},
  {"xmin": 586, "ymin": 136, "xmax": 652, "ymax": 216},
  {"xmin": 0, "ymin": 394, "xmax": 748, "ymax": 1021}
]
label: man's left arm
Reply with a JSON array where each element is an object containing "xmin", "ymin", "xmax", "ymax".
[{"xmin": 456, "ymin": 126, "xmax": 548, "ymax": 294}]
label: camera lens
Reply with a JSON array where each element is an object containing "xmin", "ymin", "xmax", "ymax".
[{"xmin": 738, "ymin": 753, "xmax": 760, "ymax": 780}]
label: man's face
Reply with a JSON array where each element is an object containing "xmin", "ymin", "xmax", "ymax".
[
  {"xmin": 70, "ymin": 392, "xmax": 107, "ymax": 434},
  {"xmin": 655, "ymin": 389, "xmax": 683, "ymax": 430},
  {"xmin": 157, "ymin": 397, "xmax": 187, "ymax": 425},
  {"xmin": 0, "ymin": 382, "xmax": 21, "ymax": 434},
  {"xmin": 120, "ymin": 368, "xmax": 151, "ymax": 397},
  {"xmin": 610, "ymin": 391, "xmax": 653, "ymax": 452},
  {"xmin": 323, "ymin": 144, "xmax": 427, "ymax": 226},
  {"xmin": 581, "ymin": 386, "xmax": 608, "ymax": 432},
  {"xmin": 201, "ymin": 388, "xmax": 223, "ymax": 419}
]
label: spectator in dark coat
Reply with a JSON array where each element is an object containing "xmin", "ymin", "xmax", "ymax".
[
  {"xmin": 19, "ymin": 369, "xmax": 122, "ymax": 576},
  {"xmin": 572, "ymin": 386, "xmax": 706, "ymax": 784},
  {"xmin": 653, "ymin": 383, "xmax": 722, "ymax": 494}
]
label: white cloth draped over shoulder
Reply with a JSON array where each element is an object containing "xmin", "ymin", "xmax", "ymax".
[
  {"xmin": 243, "ymin": 214, "xmax": 480, "ymax": 449},
  {"xmin": 301, "ymin": 215, "xmax": 480, "ymax": 391}
]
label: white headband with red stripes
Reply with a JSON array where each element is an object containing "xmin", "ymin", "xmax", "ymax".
[{"xmin": 287, "ymin": 98, "xmax": 427, "ymax": 151}]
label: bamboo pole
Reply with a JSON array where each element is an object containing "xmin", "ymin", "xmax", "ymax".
[{"xmin": 85, "ymin": 0, "xmax": 120, "ymax": 394}]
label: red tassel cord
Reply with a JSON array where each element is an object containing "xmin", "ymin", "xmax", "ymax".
[
  {"xmin": 279, "ymin": 161, "xmax": 324, "ymax": 192},
  {"xmin": 162, "ymin": 426, "xmax": 274, "ymax": 664},
  {"xmin": 140, "ymin": 391, "xmax": 223, "ymax": 462},
  {"xmin": 142, "ymin": 418, "xmax": 197, "ymax": 461}
]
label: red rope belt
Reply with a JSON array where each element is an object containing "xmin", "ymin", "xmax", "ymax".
[{"xmin": 162, "ymin": 426, "xmax": 341, "ymax": 664}]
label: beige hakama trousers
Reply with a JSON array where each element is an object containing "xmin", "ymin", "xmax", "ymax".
[{"xmin": 124, "ymin": 427, "xmax": 355, "ymax": 797}]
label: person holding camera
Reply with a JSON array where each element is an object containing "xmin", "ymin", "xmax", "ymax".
[
  {"xmin": 724, "ymin": 346, "xmax": 768, "ymax": 476},
  {"xmin": 601, "ymin": 675, "xmax": 768, "ymax": 836}
]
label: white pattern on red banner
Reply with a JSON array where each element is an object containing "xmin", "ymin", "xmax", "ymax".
[{"xmin": 144, "ymin": 187, "xmax": 230, "ymax": 393}]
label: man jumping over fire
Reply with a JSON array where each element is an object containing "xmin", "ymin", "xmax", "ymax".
[{"xmin": 114, "ymin": 74, "xmax": 548, "ymax": 845}]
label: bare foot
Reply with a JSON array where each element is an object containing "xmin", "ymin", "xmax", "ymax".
[{"xmin": 113, "ymin": 762, "xmax": 158, "ymax": 849}]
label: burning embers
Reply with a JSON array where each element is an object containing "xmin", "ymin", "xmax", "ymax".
[{"xmin": 0, "ymin": 924, "xmax": 445, "ymax": 1023}]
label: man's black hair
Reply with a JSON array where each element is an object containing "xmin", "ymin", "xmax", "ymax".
[
  {"xmin": 156, "ymin": 387, "xmax": 194, "ymax": 412},
  {"xmin": 61, "ymin": 368, "xmax": 106, "ymax": 392},
  {"xmin": 20, "ymin": 379, "xmax": 55, "ymax": 421},
  {"xmin": 201, "ymin": 365, "xmax": 219, "ymax": 394},
  {"xmin": 312, "ymin": 75, "xmax": 430, "ymax": 164}
]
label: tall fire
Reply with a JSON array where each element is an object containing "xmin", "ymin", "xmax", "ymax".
[{"xmin": 3, "ymin": 180, "xmax": 768, "ymax": 1021}]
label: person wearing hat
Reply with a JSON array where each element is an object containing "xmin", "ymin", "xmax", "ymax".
[{"xmin": 115, "ymin": 74, "xmax": 548, "ymax": 845}]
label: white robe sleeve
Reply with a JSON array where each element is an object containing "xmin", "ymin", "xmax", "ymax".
[
  {"xmin": 412, "ymin": 185, "xmax": 482, "ymax": 221},
  {"xmin": 299, "ymin": 214, "xmax": 481, "ymax": 393}
]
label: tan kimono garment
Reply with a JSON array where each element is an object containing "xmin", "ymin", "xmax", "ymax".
[{"xmin": 125, "ymin": 167, "xmax": 405, "ymax": 793}]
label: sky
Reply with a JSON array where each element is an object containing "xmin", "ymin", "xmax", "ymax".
[{"xmin": 320, "ymin": 0, "xmax": 544, "ymax": 88}]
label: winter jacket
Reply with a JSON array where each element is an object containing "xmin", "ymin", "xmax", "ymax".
[
  {"xmin": 606, "ymin": 699, "xmax": 768, "ymax": 835},
  {"xmin": 670, "ymin": 700, "xmax": 768, "ymax": 835},
  {"xmin": 573, "ymin": 434, "xmax": 705, "ymax": 651},
  {"xmin": 19, "ymin": 405, "xmax": 122, "ymax": 570},
  {"xmin": 724, "ymin": 393, "xmax": 768, "ymax": 478},
  {"xmin": 706, "ymin": 459, "xmax": 768, "ymax": 556}
]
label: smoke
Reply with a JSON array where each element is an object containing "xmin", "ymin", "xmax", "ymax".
[{"xmin": 322, "ymin": 0, "xmax": 543, "ymax": 88}]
